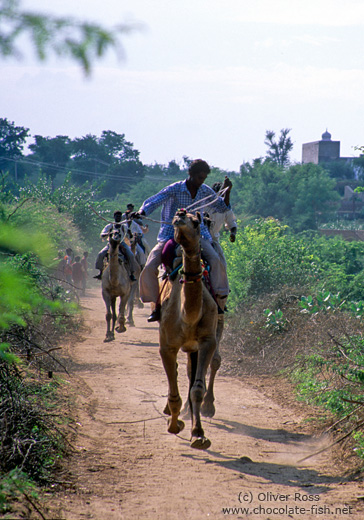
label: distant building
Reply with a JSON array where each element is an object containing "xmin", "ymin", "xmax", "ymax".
[{"xmin": 302, "ymin": 130, "xmax": 340, "ymax": 164}]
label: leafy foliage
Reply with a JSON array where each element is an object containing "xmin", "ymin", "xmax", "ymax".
[
  {"xmin": 223, "ymin": 218, "xmax": 364, "ymax": 311},
  {"xmin": 0, "ymin": 216, "xmax": 78, "ymax": 514},
  {"xmin": 223, "ymin": 218, "xmax": 318, "ymax": 310},
  {"xmin": 15, "ymin": 173, "xmax": 104, "ymax": 253},
  {"xmin": 0, "ymin": 0, "xmax": 139, "ymax": 74},
  {"xmin": 263, "ymin": 308, "xmax": 287, "ymax": 333},
  {"xmin": 0, "ymin": 468, "xmax": 38, "ymax": 514},
  {"xmin": 235, "ymin": 161, "xmax": 339, "ymax": 231}
]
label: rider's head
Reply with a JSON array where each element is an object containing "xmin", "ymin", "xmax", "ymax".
[
  {"xmin": 114, "ymin": 210, "xmax": 122, "ymax": 223},
  {"xmin": 126, "ymin": 203, "xmax": 134, "ymax": 211},
  {"xmin": 188, "ymin": 159, "xmax": 211, "ymax": 187}
]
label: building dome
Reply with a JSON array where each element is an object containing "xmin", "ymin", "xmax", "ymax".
[{"xmin": 322, "ymin": 129, "xmax": 331, "ymax": 141}]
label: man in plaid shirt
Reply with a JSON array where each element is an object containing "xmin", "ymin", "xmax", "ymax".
[{"xmin": 134, "ymin": 159, "xmax": 232, "ymax": 322}]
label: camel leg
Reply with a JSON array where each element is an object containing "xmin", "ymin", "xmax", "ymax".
[
  {"xmin": 115, "ymin": 294, "xmax": 128, "ymax": 333},
  {"xmin": 201, "ymin": 347, "xmax": 221, "ymax": 418},
  {"xmin": 135, "ymin": 283, "xmax": 144, "ymax": 309},
  {"xmin": 111, "ymin": 297, "xmax": 118, "ymax": 335},
  {"xmin": 102, "ymin": 288, "xmax": 116, "ymax": 342},
  {"xmin": 163, "ymin": 360, "xmax": 179, "ymax": 416},
  {"xmin": 126, "ymin": 282, "xmax": 137, "ymax": 326},
  {"xmin": 160, "ymin": 345, "xmax": 184, "ymax": 435},
  {"xmin": 180, "ymin": 356, "xmax": 192, "ymax": 418},
  {"xmin": 201, "ymin": 315, "xmax": 224, "ymax": 417},
  {"xmin": 189, "ymin": 338, "xmax": 216, "ymax": 450}
]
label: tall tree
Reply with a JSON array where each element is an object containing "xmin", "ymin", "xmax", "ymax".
[{"xmin": 264, "ymin": 128, "xmax": 293, "ymax": 167}]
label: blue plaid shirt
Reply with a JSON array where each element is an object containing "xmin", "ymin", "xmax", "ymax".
[{"xmin": 140, "ymin": 180, "xmax": 228, "ymax": 242}]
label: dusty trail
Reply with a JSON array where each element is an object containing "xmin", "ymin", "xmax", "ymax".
[{"xmin": 48, "ymin": 287, "xmax": 364, "ymax": 520}]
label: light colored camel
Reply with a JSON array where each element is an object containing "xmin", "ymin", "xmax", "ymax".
[
  {"xmin": 125, "ymin": 233, "xmax": 144, "ymax": 327},
  {"xmin": 101, "ymin": 227, "xmax": 131, "ymax": 342},
  {"xmin": 159, "ymin": 209, "xmax": 218, "ymax": 450}
]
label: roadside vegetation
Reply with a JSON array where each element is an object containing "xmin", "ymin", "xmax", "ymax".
[
  {"xmin": 2, "ymin": 122, "xmax": 364, "ymax": 514},
  {"xmin": 0, "ymin": 197, "xmax": 82, "ymax": 516},
  {"xmin": 220, "ymin": 217, "xmax": 364, "ymax": 471}
]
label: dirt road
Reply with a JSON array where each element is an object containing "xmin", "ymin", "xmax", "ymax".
[{"xmin": 47, "ymin": 287, "xmax": 364, "ymax": 520}]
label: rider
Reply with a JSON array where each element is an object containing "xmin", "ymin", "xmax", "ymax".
[
  {"xmin": 131, "ymin": 159, "xmax": 232, "ymax": 322},
  {"xmin": 123, "ymin": 203, "xmax": 150, "ymax": 256},
  {"xmin": 94, "ymin": 210, "xmax": 138, "ymax": 281}
]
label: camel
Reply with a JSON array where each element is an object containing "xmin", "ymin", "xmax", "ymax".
[
  {"xmin": 159, "ymin": 208, "xmax": 219, "ymax": 450},
  {"xmin": 181, "ymin": 313, "xmax": 223, "ymax": 419},
  {"xmin": 101, "ymin": 227, "xmax": 132, "ymax": 342},
  {"xmin": 125, "ymin": 233, "xmax": 144, "ymax": 327}
]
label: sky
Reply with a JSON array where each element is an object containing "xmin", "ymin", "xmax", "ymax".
[{"xmin": 1, "ymin": 0, "xmax": 364, "ymax": 172}]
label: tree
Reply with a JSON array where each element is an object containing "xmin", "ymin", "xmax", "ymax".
[
  {"xmin": 70, "ymin": 134, "xmax": 109, "ymax": 183},
  {"xmin": 321, "ymin": 160, "xmax": 356, "ymax": 180},
  {"xmin": 233, "ymin": 160, "xmax": 339, "ymax": 231},
  {"xmin": 287, "ymin": 163, "xmax": 339, "ymax": 230},
  {"xmin": 0, "ymin": 117, "xmax": 29, "ymax": 181},
  {"xmin": 28, "ymin": 135, "xmax": 72, "ymax": 187},
  {"xmin": 264, "ymin": 128, "xmax": 294, "ymax": 167},
  {"xmin": 69, "ymin": 131, "xmax": 144, "ymax": 195},
  {"xmin": 0, "ymin": 0, "xmax": 138, "ymax": 74},
  {"xmin": 99, "ymin": 131, "xmax": 140, "ymax": 163}
]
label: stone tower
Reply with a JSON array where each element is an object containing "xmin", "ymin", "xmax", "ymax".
[{"xmin": 302, "ymin": 130, "xmax": 340, "ymax": 164}]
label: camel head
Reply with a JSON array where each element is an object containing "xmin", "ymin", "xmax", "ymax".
[
  {"xmin": 172, "ymin": 209, "xmax": 201, "ymax": 254},
  {"xmin": 108, "ymin": 224, "xmax": 122, "ymax": 247}
]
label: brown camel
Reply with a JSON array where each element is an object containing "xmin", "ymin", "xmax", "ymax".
[
  {"xmin": 159, "ymin": 209, "xmax": 218, "ymax": 450},
  {"xmin": 181, "ymin": 313, "xmax": 223, "ymax": 419},
  {"xmin": 101, "ymin": 227, "xmax": 131, "ymax": 342}
]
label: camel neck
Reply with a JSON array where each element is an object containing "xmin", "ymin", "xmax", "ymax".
[
  {"xmin": 183, "ymin": 250, "xmax": 201, "ymax": 273},
  {"xmin": 181, "ymin": 249, "xmax": 203, "ymax": 324}
]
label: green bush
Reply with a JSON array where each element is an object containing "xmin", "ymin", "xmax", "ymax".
[
  {"xmin": 223, "ymin": 218, "xmax": 319, "ymax": 309},
  {"xmin": 223, "ymin": 218, "xmax": 364, "ymax": 311}
]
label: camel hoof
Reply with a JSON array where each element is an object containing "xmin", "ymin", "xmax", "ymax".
[
  {"xmin": 126, "ymin": 320, "xmax": 135, "ymax": 327},
  {"xmin": 191, "ymin": 436, "xmax": 211, "ymax": 450},
  {"xmin": 137, "ymin": 301, "xmax": 144, "ymax": 309},
  {"xmin": 104, "ymin": 335, "xmax": 114, "ymax": 343},
  {"xmin": 167, "ymin": 419, "xmax": 185, "ymax": 434},
  {"xmin": 201, "ymin": 401, "xmax": 215, "ymax": 418},
  {"xmin": 115, "ymin": 325, "xmax": 126, "ymax": 333}
]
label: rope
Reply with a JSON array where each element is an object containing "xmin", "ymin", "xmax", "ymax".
[
  {"xmin": 185, "ymin": 186, "xmax": 229, "ymax": 213},
  {"xmin": 89, "ymin": 183, "xmax": 229, "ymax": 230}
]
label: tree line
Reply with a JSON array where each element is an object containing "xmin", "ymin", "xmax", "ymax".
[{"xmin": 2, "ymin": 117, "xmax": 364, "ymax": 234}]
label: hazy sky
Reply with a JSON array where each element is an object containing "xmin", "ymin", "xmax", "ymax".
[{"xmin": 1, "ymin": 0, "xmax": 364, "ymax": 171}]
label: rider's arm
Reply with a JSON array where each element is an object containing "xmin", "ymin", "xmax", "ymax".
[
  {"xmin": 139, "ymin": 184, "xmax": 176, "ymax": 216},
  {"xmin": 100, "ymin": 223, "xmax": 112, "ymax": 238}
]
